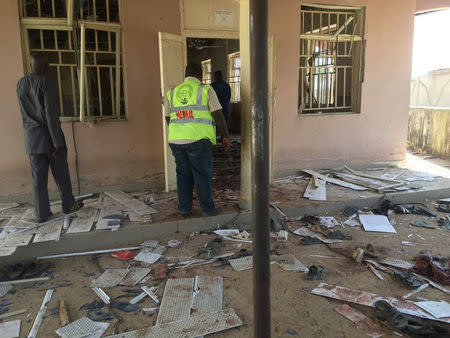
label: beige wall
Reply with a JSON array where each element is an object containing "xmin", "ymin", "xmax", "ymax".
[
  {"xmin": 416, "ymin": 0, "xmax": 450, "ymax": 13},
  {"xmin": 269, "ymin": 0, "xmax": 416, "ymax": 174},
  {"xmin": 0, "ymin": 0, "xmax": 180, "ymax": 199}
]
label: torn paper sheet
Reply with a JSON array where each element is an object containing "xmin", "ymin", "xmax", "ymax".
[
  {"xmin": 380, "ymin": 258, "xmax": 414, "ymax": 270},
  {"xmin": 229, "ymin": 256, "xmax": 253, "ymax": 272},
  {"xmin": 105, "ymin": 308, "xmax": 242, "ymax": 338},
  {"xmin": 0, "ymin": 227, "xmax": 35, "ymax": 247},
  {"xmin": 303, "ymin": 177, "xmax": 326, "ymax": 201},
  {"xmin": 359, "ymin": 215, "xmax": 396, "ymax": 233},
  {"xmin": 134, "ymin": 245, "xmax": 166, "ymax": 264},
  {"xmin": 292, "ymin": 227, "xmax": 343, "ymax": 244},
  {"xmin": 91, "ymin": 269, "xmax": 129, "ymax": 288},
  {"xmin": 415, "ymin": 301, "xmax": 450, "ymax": 318},
  {"xmin": 33, "ymin": 219, "xmax": 62, "ymax": 243},
  {"xmin": 311, "ymin": 282, "xmax": 450, "ymax": 323}
]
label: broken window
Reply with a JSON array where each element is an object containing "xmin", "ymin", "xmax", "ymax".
[
  {"xmin": 201, "ymin": 59, "xmax": 212, "ymax": 84},
  {"xmin": 299, "ymin": 5, "xmax": 365, "ymax": 114},
  {"xmin": 19, "ymin": 0, "xmax": 125, "ymax": 121},
  {"xmin": 228, "ymin": 52, "xmax": 241, "ymax": 102}
]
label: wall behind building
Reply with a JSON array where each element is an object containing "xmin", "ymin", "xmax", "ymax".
[
  {"xmin": 269, "ymin": 0, "xmax": 416, "ymax": 174},
  {"xmin": 0, "ymin": 0, "xmax": 180, "ymax": 200},
  {"xmin": 411, "ymin": 69, "xmax": 450, "ymax": 108}
]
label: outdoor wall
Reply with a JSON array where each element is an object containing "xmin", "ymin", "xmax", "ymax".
[
  {"xmin": 0, "ymin": 0, "xmax": 180, "ymax": 200},
  {"xmin": 408, "ymin": 107, "xmax": 450, "ymax": 158},
  {"xmin": 411, "ymin": 69, "xmax": 450, "ymax": 108},
  {"xmin": 416, "ymin": 0, "xmax": 450, "ymax": 13},
  {"xmin": 269, "ymin": 0, "xmax": 416, "ymax": 174}
]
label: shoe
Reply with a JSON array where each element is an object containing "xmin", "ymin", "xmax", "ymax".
[
  {"xmin": 201, "ymin": 207, "xmax": 221, "ymax": 217},
  {"xmin": 63, "ymin": 200, "xmax": 84, "ymax": 214}
]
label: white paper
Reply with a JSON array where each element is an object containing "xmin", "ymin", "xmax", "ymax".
[
  {"xmin": 319, "ymin": 217, "xmax": 340, "ymax": 228},
  {"xmin": 359, "ymin": 215, "xmax": 396, "ymax": 233},
  {"xmin": 0, "ymin": 319, "xmax": 20, "ymax": 338},
  {"xmin": 415, "ymin": 301, "xmax": 450, "ymax": 318}
]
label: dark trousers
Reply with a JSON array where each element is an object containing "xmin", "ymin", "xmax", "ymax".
[
  {"xmin": 29, "ymin": 151, "xmax": 75, "ymax": 221},
  {"xmin": 169, "ymin": 139, "xmax": 214, "ymax": 214}
]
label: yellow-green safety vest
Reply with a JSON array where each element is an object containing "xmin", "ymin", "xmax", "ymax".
[{"xmin": 167, "ymin": 80, "xmax": 216, "ymax": 145}]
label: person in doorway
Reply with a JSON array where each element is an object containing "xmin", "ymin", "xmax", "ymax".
[
  {"xmin": 165, "ymin": 63, "xmax": 229, "ymax": 217},
  {"xmin": 17, "ymin": 53, "xmax": 83, "ymax": 223},
  {"xmin": 211, "ymin": 70, "xmax": 231, "ymax": 124}
]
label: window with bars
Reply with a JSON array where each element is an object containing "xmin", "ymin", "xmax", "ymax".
[
  {"xmin": 299, "ymin": 5, "xmax": 365, "ymax": 114},
  {"xmin": 228, "ymin": 52, "xmax": 241, "ymax": 102},
  {"xmin": 19, "ymin": 0, "xmax": 125, "ymax": 121},
  {"xmin": 201, "ymin": 59, "xmax": 212, "ymax": 84}
]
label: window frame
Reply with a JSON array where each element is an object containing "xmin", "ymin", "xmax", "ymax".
[
  {"xmin": 228, "ymin": 51, "xmax": 241, "ymax": 102},
  {"xmin": 19, "ymin": 0, "xmax": 125, "ymax": 122},
  {"xmin": 201, "ymin": 59, "xmax": 212, "ymax": 84},
  {"xmin": 299, "ymin": 4, "xmax": 365, "ymax": 115}
]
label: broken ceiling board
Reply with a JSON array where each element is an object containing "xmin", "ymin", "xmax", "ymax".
[
  {"xmin": 271, "ymin": 254, "xmax": 309, "ymax": 273},
  {"xmin": 0, "ymin": 227, "xmax": 35, "ymax": 247},
  {"xmin": 105, "ymin": 308, "xmax": 242, "ymax": 338},
  {"xmin": 6, "ymin": 216, "xmax": 36, "ymax": 229},
  {"xmin": 229, "ymin": 256, "xmax": 253, "ymax": 272},
  {"xmin": 303, "ymin": 169, "xmax": 367, "ymax": 191},
  {"xmin": 95, "ymin": 219, "xmax": 121, "ymax": 231},
  {"xmin": 66, "ymin": 218, "xmax": 94, "ymax": 234},
  {"xmin": 104, "ymin": 191, "xmax": 158, "ymax": 215},
  {"xmin": 134, "ymin": 245, "xmax": 166, "ymax": 264},
  {"xmin": 192, "ymin": 276, "xmax": 223, "ymax": 313},
  {"xmin": 0, "ymin": 319, "xmax": 21, "ymax": 338},
  {"xmin": 359, "ymin": 215, "xmax": 396, "ymax": 233},
  {"xmin": 292, "ymin": 227, "xmax": 343, "ymax": 244},
  {"xmin": 156, "ymin": 278, "xmax": 194, "ymax": 325},
  {"xmin": 56, "ymin": 317, "xmax": 104, "ymax": 338},
  {"xmin": 0, "ymin": 246, "xmax": 17, "ymax": 257},
  {"xmin": 311, "ymin": 283, "xmax": 450, "ymax": 323},
  {"xmin": 303, "ymin": 177, "xmax": 326, "ymax": 201},
  {"xmin": 120, "ymin": 267, "xmax": 151, "ymax": 286},
  {"xmin": 335, "ymin": 304, "xmax": 385, "ymax": 336},
  {"xmin": 335, "ymin": 173, "xmax": 388, "ymax": 191},
  {"xmin": 0, "ymin": 283, "xmax": 12, "ymax": 297},
  {"xmin": 33, "ymin": 219, "xmax": 62, "ymax": 243},
  {"xmin": 91, "ymin": 269, "xmax": 129, "ymax": 288},
  {"xmin": 0, "ymin": 203, "xmax": 20, "ymax": 212},
  {"xmin": 380, "ymin": 258, "xmax": 414, "ymax": 270},
  {"xmin": 415, "ymin": 301, "xmax": 450, "ymax": 318}
]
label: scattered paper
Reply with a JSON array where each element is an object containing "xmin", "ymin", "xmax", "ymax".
[
  {"xmin": 214, "ymin": 229, "xmax": 252, "ymax": 243},
  {"xmin": 134, "ymin": 245, "xmax": 166, "ymax": 264},
  {"xmin": 319, "ymin": 217, "xmax": 340, "ymax": 228},
  {"xmin": 67, "ymin": 218, "xmax": 94, "ymax": 234},
  {"xmin": 293, "ymin": 227, "xmax": 342, "ymax": 244},
  {"xmin": 33, "ymin": 219, "xmax": 62, "ymax": 243},
  {"xmin": 359, "ymin": 215, "xmax": 396, "ymax": 233},
  {"xmin": 303, "ymin": 177, "xmax": 326, "ymax": 201}
]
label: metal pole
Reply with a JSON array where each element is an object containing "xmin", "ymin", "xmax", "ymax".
[{"xmin": 250, "ymin": 0, "xmax": 271, "ymax": 337}]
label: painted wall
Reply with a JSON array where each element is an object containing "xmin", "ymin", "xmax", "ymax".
[
  {"xmin": 269, "ymin": 0, "xmax": 416, "ymax": 174},
  {"xmin": 0, "ymin": 0, "xmax": 180, "ymax": 200},
  {"xmin": 416, "ymin": 0, "xmax": 450, "ymax": 13},
  {"xmin": 411, "ymin": 69, "xmax": 450, "ymax": 108}
]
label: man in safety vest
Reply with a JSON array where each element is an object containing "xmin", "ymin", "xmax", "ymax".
[{"xmin": 164, "ymin": 63, "xmax": 229, "ymax": 217}]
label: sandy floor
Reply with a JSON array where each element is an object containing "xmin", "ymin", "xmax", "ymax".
[{"xmin": 1, "ymin": 200, "xmax": 449, "ymax": 337}]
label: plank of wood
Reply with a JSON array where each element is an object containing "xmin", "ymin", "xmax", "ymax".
[
  {"xmin": 303, "ymin": 169, "xmax": 367, "ymax": 191},
  {"xmin": 59, "ymin": 300, "xmax": 70, "ymax": 327},
  {"xmin": 345, "ymin": 165, "xmax": 402, "ymax": 183},
  {"xmin": 303, "ymin": 177, "xmax": 327, "ymax": 201}
]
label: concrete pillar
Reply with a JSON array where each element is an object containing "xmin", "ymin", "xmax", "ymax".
[{"xmin": 239, "ymin": 0, "xmax": 251, "ymax": 209}]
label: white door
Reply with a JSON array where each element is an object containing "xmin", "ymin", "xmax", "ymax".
[{"xmin": 158, "ymin": 32, "xmax": 187, "ymax": 192}]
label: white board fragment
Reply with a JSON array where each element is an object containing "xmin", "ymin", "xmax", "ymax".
[
  {"xmin": 0, "ymin": 319, "xmax": 20, "ymax": 338},
  {"xmin": 91, "ymin": 269, "xmax": 129, "ymax": 288},
  {"xmin": 67, "ymin": 218, "xmax": 94, "ymax": 234},
  {"xmin": 415, "ymin": 301, "xmax": 450, "ymax": 318},
  {"xmin": 359, "ymin": 215, "xmax": 396, "ymax": 233},
  {"xmin": 156, "ymin": 278, "xmax": 194, "ymax": 325},
  {"xmin": 303, "ymin": 177, "xmax": 326, "ymax": 201},
  {"xmin": 33, "ymin": 220, "xmax": 62, "ymax": 243}
]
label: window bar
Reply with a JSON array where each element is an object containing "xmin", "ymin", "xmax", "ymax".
[
  {"xmin": 309, "ymin": 44, "xmax": 313, "ymax": 109},
  {"xmin": 348, "ymin": 22, "xmax": 358, "ymax": 55},
  {"xmin": 115, "ymin": 30, "xmax": 121, "ymax": 118},
  {"xmin": 328, "ymin": 13, "xmax": 330, "ymax": 34},
  {"xmin": 79, "ymin": 22, "xmax": 86, "ymax": 121},
  {"xmin": 106, "ymin": 0, "xmax": 110, "ymax": 22},
  {"xmin": 51, "ymin": 0, "xmax": 56, "ymax": 17},
  {"xmin": 40, "ymin": 29, "xmax": 44, "ymax": 49},
  {"xmin": 335, "ymin": 66, "xmax": 338, "ymax": 109},
  {"xmin": 93, "ymin": 0, "xmax": 97, "ymax": 20},
  {"xmin": 37, "ymin": 0, "xmax": 41, "ymax": 17},
  {"xmin": 319, "ymin": 12, "xmax": 322, "ymax": 34},
  {"xmin": 96, "ymin": 67, "xmax": 103, "ymax": 116},
  {"xmin": 54, "ymin": 30, "xmax": 64, "ymax": 116},
  {"xmin": 343, "ymin": 67, "xmax": 346, "ymax": 108},
  {"xmin": 110, "ymin": 67, "xmax": 115, "ymax": 115},
  {"xmin": 70, "ymin": 66, "xmax": 77, "ymax": 116},
  {"xmin": 67, "ymin": 0, "xmax": 73, "ymax": 26}
]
